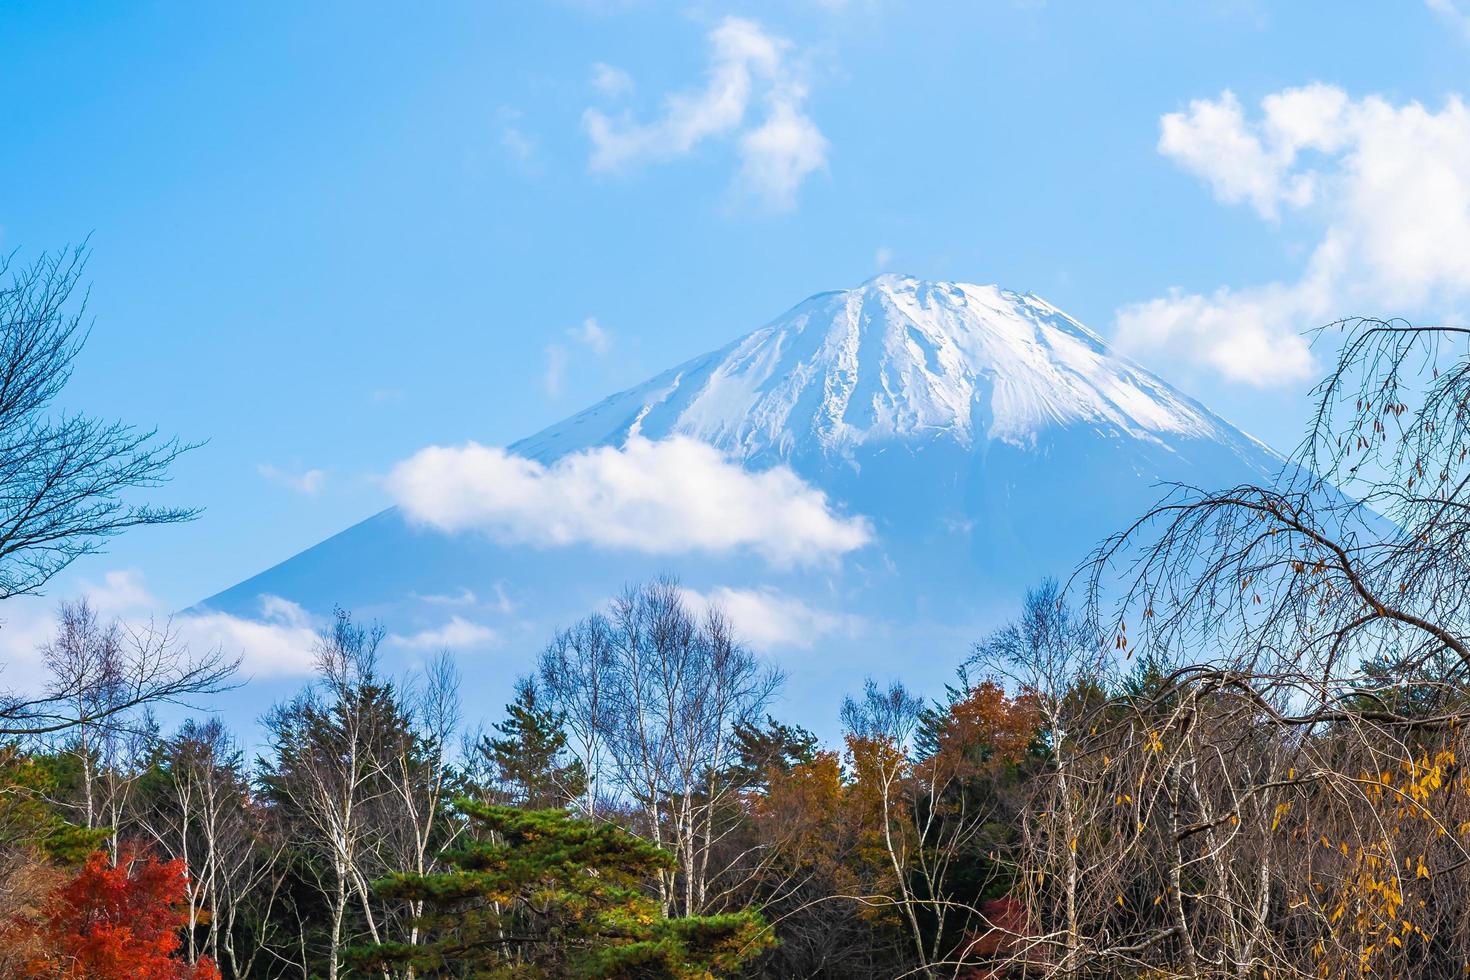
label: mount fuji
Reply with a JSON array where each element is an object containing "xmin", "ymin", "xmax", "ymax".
[{"xmin": 202, "ymin": 275, "xmax": 1280, "ymax": 720}]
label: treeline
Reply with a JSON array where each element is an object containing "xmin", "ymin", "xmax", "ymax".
[
  {"xmin": 0, "ymin": 579, "xmax": 1047, "ymax": 978},
  {"xmin": 7, "ymin": 251, "xmax": 1470, "ymax": 977},
  {"xmin": 9, "ymin": 569, "xmax": 1470, "ymax": 979}
]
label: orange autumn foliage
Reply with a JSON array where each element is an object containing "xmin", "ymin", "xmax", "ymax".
[
  {"xmin": 923, "ymin": 680, "xmax": 1039, "ymax": 780},
  {"xmin": 17, "ymin": 847, "xmax": 218, "ymax": 980}
]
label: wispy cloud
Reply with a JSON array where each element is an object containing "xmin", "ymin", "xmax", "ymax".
[
  {"xmin": 569, "ymin": 316, "xmax": 612, "ymax": 355},
  {"xmin": 591, "ymin": 62, "xmax": 635, "ymax": 98},
  {"xmin": 543, "ymin": 344, "xmax": 568, "ymax": 398},
  {"xmin": 583, "ymin": 17, "xmax": 828, "ymax": 211},
  {"xmin": 1427, "ymin": 0, "xmax": 1470, "ymax": 41},
  {"xmin": 386, "ymin": 435, "xmax": 872, "ymax": 568},
  {"xmin": 389, "ymin": 616, "xmax": 498, "ymax": 651},
  {"xmin": 0, "ymin": 577, "xmax": 323, "ymax": 689},
  {"xmin": 498, "ymin": 107, "xmax": 540, "ymax": 173},
  {"xmin": 681, "ymin": 584, "xmax": 863, "ymax": 650},
  {"xmin": 181, "ymin": 595, "xmax": 321, "ymax": 678},
  {"xmin": 411, "ymin": 587, "xmax": 479, "ymax": 607},
  {"xmin": 257, "ymin": 464, "xmax": 327, "ymax": 495},
  {"xmin": 1117, "ymin": 85, "xmax": 1470, "ymax": 387},
  {"xmin": 502, "ymin": 126, "xmax": 537, "ymax": 162}
]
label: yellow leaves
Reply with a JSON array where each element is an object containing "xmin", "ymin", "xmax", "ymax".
[
  {"xmin": 1416, "ymin": 858, "xmax": 1431, "ymax": 880},
  {"xmin": 1068, "ymin": 836, "xmax": 1078, "ymax": 854},
  {"xmin": 1271, "ymin": 802, "xmax": 1292, "ymax": 831},
  {"xmin": 1145, "ymin": 731, "xmax": 1164, "ymax": 753},
  {"xmin": 1341, "ymin": 841, "xmax": 1351, "ymax": 857},
  {"xmin": 1321, "ymin": 835, "xmax": 1332, "ymax": 849},
  {"xmin": 1115, "ymin": 893, "xmax": 1124, "ymax": 907}
]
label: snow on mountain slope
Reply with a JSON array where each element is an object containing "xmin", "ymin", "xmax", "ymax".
[
  {"xmin": 511, "ymin": 274, "xmax": 1264, "ymax": 465},
  {"xmin": 199, "ymin": 275, "xmax": 1282, "ymax": 728}
]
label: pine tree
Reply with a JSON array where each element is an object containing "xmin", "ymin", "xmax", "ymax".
[
  {"xmin": 480, "ymin": 678, "xmax": 586, "ymax": 809},
  {"xmin": 729, "ymin": 716, "xmax": 819, "ymax": 794},
  {"xmin": 353, "ymin": 800, "xmax": 772, "ymax": 978}
]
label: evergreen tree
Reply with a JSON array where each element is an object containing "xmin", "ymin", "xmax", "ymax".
[
  {"xmin": 728, "ymin": 716, "xmax": 819, "ymax": 794},
  {"xmin": 1, "ymin": 747, "xmax": 107, "ymax": 865},
  {"xmin": 354, "ymin": 800, "xmax": 772, "ymax": 978},
  {"xmin": 479, "ymin": 678, "xmax": 586, "ymax": 809}
]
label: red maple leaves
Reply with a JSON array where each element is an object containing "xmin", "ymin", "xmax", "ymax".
[{"xmin": 17, "ymin": 847, "xmax": 218, "ymax": 980}]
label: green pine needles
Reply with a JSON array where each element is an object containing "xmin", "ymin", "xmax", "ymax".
[{"xmin": 351, "ymin": 800, "xmax": 772, "ymax": 978}]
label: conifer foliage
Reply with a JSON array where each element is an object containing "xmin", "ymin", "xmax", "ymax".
[
  {"xmin": 354, "ymin": 799, "xmax": 771, "ymax": 978},
  {"xmin": 479, "ymin": 679, "xmax": 586, "ymax": 809}
]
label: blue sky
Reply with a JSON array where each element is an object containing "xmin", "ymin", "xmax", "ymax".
[{"xmin": 3, "ymin": 1, "xmax": 1470, "ymax": 705}]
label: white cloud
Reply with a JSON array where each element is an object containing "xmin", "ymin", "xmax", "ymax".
[
  {"xmin": 737, "ymin": 96, "xmax": 829, "ymax": 210},
  {"xmin": 0, "ymin": 580, "xmax": 322, "ymax": 690},
  {"xmin": 412, "ymin": 587, "xmax": 478, "ymax": 607},
  {"xmin": 680, "ymin": 585, "xmax": 861, "ymax": 650},
  {"xmin": 1427, "ymin": 0, "xmax": 1470, "ymax": 41},
  {"xmin": 1116, "ymin": 281, "xmax": 1321, "ymax": 387},
  {"xmin": 582, "ymin": 17, "xmax": 828, "ymax": 210},
  {"xmin": 257, "ymin": 464, "xmax": 327, "ymax": 495},
  {"xmin": 1118, "ymin": 85, "xmax": 1470, "ymax": 387},
  {"xmin": 389, "ymin": 616, "xmax": 498, "ymax": 651},
  {"xmin": 569, "ymin": 316, "xmax": 612, "ymax": 355},
  {"xmin": 0, "ymin": 571, "xmax": 167, "ymax": 689},
  {"xmin": 490, "ymin": 582, "xmax": 519, "ymax": 615},
  {"xmin": 591, "ymin": 62, "xmax": 634, "ymax": 98},
  {"xmin": 502, "ymin": 126, "xmax": 537, "ymax": 162},
  {"xmin": 385, "ymin": 435, "xmax": 873, "ymax": 568},
  {"xmin": 180, "ymin": 595, "xmax": 320, "ymax": 678},
  {"xmin": 874, "ymin": 246, "xmax": 893, "ymax": 270},
  {"xmin": 75, "ymin": 569, "xmax": 156, "ymax": 617},
  {"xmin": 544, "ymin": 344, "xmax": 568, "ymax": 398},
  {"xmin": 498, "ymin": 107, "xmax": 540, "ymax": 172}
]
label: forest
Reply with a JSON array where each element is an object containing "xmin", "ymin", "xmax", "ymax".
[{"xmin": 7, "ymin": 251, "xmax": 1470, "ymax": 980}]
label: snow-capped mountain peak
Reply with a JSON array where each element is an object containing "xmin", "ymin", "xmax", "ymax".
[
  {"xmin": 205, "ymin": 273, "xmax": 1283, "ymax": 734},
  {"xmin": 514, "ymin": 274, "xmax": 1244, "ymax": 464}
]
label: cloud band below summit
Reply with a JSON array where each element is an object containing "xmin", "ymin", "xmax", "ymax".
[{"xmin": 385, "ymin": 435, "xmax": 872, "ymax": 567}]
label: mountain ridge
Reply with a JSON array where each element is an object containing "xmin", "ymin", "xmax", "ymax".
[
  {"xmin": 510, "ymin": 274, "xmax": 1273, "ymax": 470},
  {"xmin": 200, "ymin": 275, "xmax": 1281, "ymax": 723}
]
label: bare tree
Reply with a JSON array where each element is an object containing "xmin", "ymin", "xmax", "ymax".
[
  {"xmin": 0, "ymin": 246, "xmax": 197, "ymax": 602},
  {"xmin": 969, "ymin": 580, "xmax": 1105, "ymax": 973},
  {"xmin": 1085, "ymin": 318, "xmax": 1470, "ymax": 719},
  {"xmin": 840, "ymin": 678, "xmax": 930, "ymax": 973},
  {"xmin": 972, "ymin": 317, "xmax": 1470, "ymax": 978},
  {"xmin": 539, "ymin": 577, "xmax": 782, "ymax": 917},
  {"xmin": 379, "ymin": 652, "xmax": 461, "ymax": 970},
  {"xmin": 537, "ymin": 614, "xmax": 614, "ymax": 817},
  {"xmin": 139, "ymin": 717, "xmax": 286, "ymax": 977},
  {"xmin": 262, "ymin": 611, "xmax": 396, "ymax": 980},
  {"xmin": 5, "ymin": 597, "xmax": 234, "ymax": 742},
  {"xmin": 261, "ymin": 610, "xmax": 461, "ymax": 980}
]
